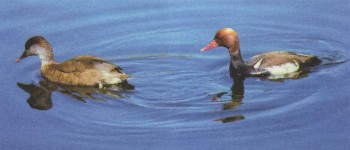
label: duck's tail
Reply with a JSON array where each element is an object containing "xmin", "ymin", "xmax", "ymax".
[{"xmin": 118, "ymin": 73, "xmax": 130, "ymax": 80}]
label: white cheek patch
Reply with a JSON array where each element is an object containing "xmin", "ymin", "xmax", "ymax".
[
  {"xmin": 31, "ymin": 45, "xmax": 51, "ymax": 68},
  {"xmin": 265, "ymin": 60, "xmax": 299, "ymax": 75}
]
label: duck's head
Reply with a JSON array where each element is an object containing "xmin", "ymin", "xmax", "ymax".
[
  {"xmin": 200, "ymin": 28, "xmax": 240, "ymax": 55},
  {"xmin": 16, "ymin": 36, "xmax": 53, "ymax": 62}
]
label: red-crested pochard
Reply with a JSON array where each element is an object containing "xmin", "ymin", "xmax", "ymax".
[
  {"xmin": 201, "ymin": 28, "xmax": 321, "ymax": 78},
  {"xmin": 16, "ymin": 36, "xmax": 129, "ymax": 87}
]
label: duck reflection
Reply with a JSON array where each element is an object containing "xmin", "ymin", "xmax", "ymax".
[
  {"xmin": 17, "ymin": 82, "xmax": 53, "ymax": 110},
  {"xmin": 213, "ymin": 72, "xmax": 315, "ymax": 123},
  {"xmin": 223, "ymin": 75, "xmax": 245, "ymax": 110},
  {"xmin": 211, "ymin": 75, "xmax": 245, "ymax": 109},
  {"xmin": 213, "ymin": 75, "xmax": 246, "ymax": 123},
  {"xmin": 17, "ymin": 79, "xmax": 134, "ymax": 110},
  {"xmin": 215, "ymin": 115, "xmax": 245, "ymax": 123}
]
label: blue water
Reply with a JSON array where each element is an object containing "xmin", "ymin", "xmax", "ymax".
[{"xmin": 1, "ymin": 0, "xmax": 350, "ymax": 149}]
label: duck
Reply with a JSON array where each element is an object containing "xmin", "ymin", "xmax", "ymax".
[
  {"xmin": 200, "ymin": 28, "xmax": 321, "ymax": 78},
  {"xmin": 16, "ymin": 36, "xmax": 129, "ymax": 87}
]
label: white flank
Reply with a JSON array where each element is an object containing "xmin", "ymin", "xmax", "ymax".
[
  {"xmin": 253, "ymin": 59, "xmax": 263, "ymax": 69},
  {"xmin": 265, "ymin": 60, "xmax": 299, "ymax": 75}
]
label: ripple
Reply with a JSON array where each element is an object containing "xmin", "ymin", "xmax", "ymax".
[
  {"xmin": 24, "ymin": 39, "xmax": 348, "ymax": 127},
  {"xmin": 7, "ymin": 1, "xmax": 350, "ymax": 149},
  {"xmin": 112, "ymin": 54, "xmax": 222, "ymax": 110}
]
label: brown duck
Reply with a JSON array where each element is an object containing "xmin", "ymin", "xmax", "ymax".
[
  {"xmin": 16, "ymin": 36, "xmax": 129, "ymax": 87},
  {"xmin": 201, "ymin": 28, "xmax": 321, "ymax": 78}
]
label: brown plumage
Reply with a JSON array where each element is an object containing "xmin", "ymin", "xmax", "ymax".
[{"xmin": 17, "ymin": 36, "xmax": 129, "ymax": 87}]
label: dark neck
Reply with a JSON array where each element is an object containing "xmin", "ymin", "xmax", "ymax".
[
  {"xmin": 229, "ymin": 53, "xmax": 270, "ymax": 77},
  {"xmin": 228, "ymin": 47, "xmax": 270, "ymax": 76},
  {"xmin": 229, "ymin": 49, "xmax": 252, "ymax": 76}
]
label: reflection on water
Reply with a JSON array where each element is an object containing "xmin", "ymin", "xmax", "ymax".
[
  {"xmin": 224, "ymin": 75, "xmax": 245, "ymax": 110},
  {"xmin": 211, "ymin": 75, "xmax": 245, "ymax": 110},
  {"xmin": 2, "ymin": 0, "xmax": 349, "ymax": 149},
  {"xmin": 17, "ymin": 79, "xmax": 134, "ymax": 110},
  {"xmin": 17, "ymin": 82, "xmax": 53, "ymax": 110},
  {"xmin": 214, "ymin": 75, "xmax": 245, "ymax": 123},
  {"xmin": 212, "ymin": 62, "xmax": 331, "ymax": 123},
  {"xmin": 215, "ymin": 115, "xmax": 245, "ymax": 123}
]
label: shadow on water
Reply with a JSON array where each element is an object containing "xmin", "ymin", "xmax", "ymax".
[{"xmin": 17, "ymin": 79, "xmax": 134, "ymax": 110}]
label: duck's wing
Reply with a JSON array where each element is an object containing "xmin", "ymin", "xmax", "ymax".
[
  {"xmin": 246, "ymin": 51, "xmax": 321, "ymax": 68},
  {"xmin": 57, "ymin": 55, "xmax": 124, "ymax": 73},
  {"xmin": 41, "ymin": 55, "xmax": 128, "ymax": 86},
  {"xmin": 246, "ymin": 51, "xmax": 297, "ymax": 67}
]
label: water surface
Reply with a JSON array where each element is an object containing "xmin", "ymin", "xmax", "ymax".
[{"xmin": 1, "ymin": 0, "xmax": 350, "ymax": 149}]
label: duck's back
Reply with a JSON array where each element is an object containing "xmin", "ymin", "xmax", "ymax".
[
  {"xmin": 246, "ymin": 51, "xmax": 321, "ymax": 75},
  {"xmin": 41, "ymin": 55, "xmax": 128, "ymax": 86}
]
